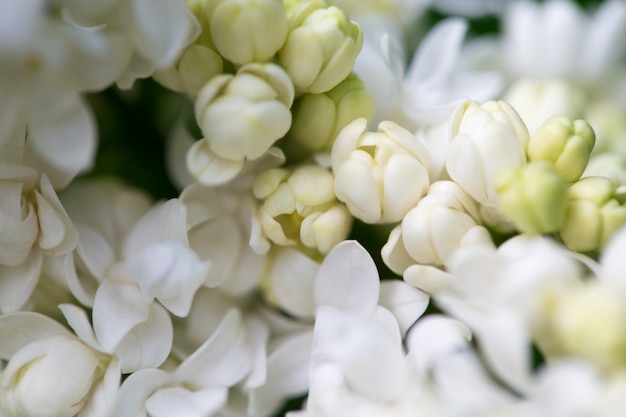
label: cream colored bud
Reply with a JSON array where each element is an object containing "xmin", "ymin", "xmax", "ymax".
[
  {"xmin": 253, "ymin": 165, "xmax": 351, "ymax": 254},
  {"xmin": 560, "ymin": 176, "xmax": 626, "ymax": 252},
  {"xmin": 495, "ymin": 161, "xmax": 568, "ymax": 234},
  {"xmin": 395, "ymin": 181, "xmax": 489, "ymax": 267},
  {"xmin": 286, "ymin": 72, "xmax": 374, "ymax": 160},
  {"xmin": 446, "ymin": 101, "xmax": 529, "ymax": 206},
  {"xmin": 549, "ymin": 283, "xmax": 626, "ymax": 370},
  {"xmin": 504, "ymin": 78, "xmax": 587, "ymax": 134},
  {"xmin": 280, "ymin": 1, "xmax": 363, "ymax": 93},
  {"xmin": 0, "ymin": 335, "xmax": 107, "ymax": 417},
  {"xmin": 192, "ymin": 63, "xmax": 294, "ymax": 183},
  {"xmin": 207, "ymin": 0, "xmax": 288, "ymax": 65},
  {"xmin": 154, "ymin": 44, "xmax": 224, "ymax": 96},
  {"xmin": 331, "ymin": 118, "xmax": 430, "ymax": 224},
  {"xmin": 528, "ymin": 116, "xmax": 595, "ymax": 182}
]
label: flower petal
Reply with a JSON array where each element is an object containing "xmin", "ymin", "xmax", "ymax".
[
  {"xmin": 146, "ymin": 386, "xmax": 228, "ymax": 417},
  {"xmin": 0, "ymin": 311, "xmax": 71, "ymax": 358},
  {"xmin": 314, "ymin": 240, "xmax": 380, "ymax": 315}
]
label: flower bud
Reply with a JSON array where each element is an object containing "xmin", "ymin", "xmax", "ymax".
[
  {"xmin": 504, "ymin": 78, "xmax": 587, "ymax": 134},
  {"xmin": 560, "ymin": 176, "xmax": 626, "ymax": 252},
  {"xmin": 280, "ymin": 0, "xmax": 363, "ymax": 93},
  {"xmin": 446, "ymin": 100, "xmax": 529, "ymax": 206},
  {"xmin": 547, "ymin": 283, "xmax": 626, "ymax": 370},
  {"xmin": 0, "ymin": 334, "xmax": 107, "ymax": 417},
  {"xmin": 252, "ymin": 164, "xmax": 352, "ymax": 254},
  {"xmin": 190, "ymin": 63, "xmax": 294, "ymax": 185},
  {"xmin": 528, "ymin": 116, "xmax": 595, "ymax": 182},
  {"xmin": 331, "ymin": 118, "xmax": 430, "ymax": 224},
  {"xmin": 383, "ymin": 181, "xmax": 491, "ymax": 269},
  {"xmin": 495, "ymin": 161, "xmax": 568, "ymax": 235},
  {"xmin": 584, "ymin": 153, "xmax": 626, "ymax": 186},
  {"xmin": 207, "ymin": 0, "xmax": 288, "ymax": 65},
  {"xmin": 154, "ymin": 44, "xmax": 224, "ymax": 96},
  {"xmin": 285, "ymin": 72, "xmax": 374, "ymax": 160}
]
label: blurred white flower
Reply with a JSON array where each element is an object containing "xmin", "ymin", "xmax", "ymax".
[{"xmin": 355, "ymin": 18, "xmax": 502, "ymax": 129}]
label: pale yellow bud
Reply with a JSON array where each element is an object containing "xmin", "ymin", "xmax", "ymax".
[
  {"xmin": 154, "ymin": 44, "xmax": 224, "ymax": 96},
  {"xmin": 280, "ymin": 0, "xmax": 363, "ymax": 93},
  {"xmin": 286, "ymin": 72, "xmax": 374, "ymax": 160},
  {"xmin": 208, "ymin": 0, "xmax": 288, "ymax": 65},
  {"xmin": 495, "ymin": 161, "xmax": 568, "ymax": 234},
  {"xmin": 528, "ymin": 116, "xmax": 595, "ymax": 182},
  {"xmin": 549, "ymin": 283, "xmax": 626, "ymax": 370},
  {"xmin": 560, "ymin": 176, "xmax": 626, "ymax": 252},
  {"xmin": 331, "ymin": 118, "xmax": 430, "ymax": 224},
  {"xmin": 253, "ymin": 165, "xmax": 351, "ymax": 254}
]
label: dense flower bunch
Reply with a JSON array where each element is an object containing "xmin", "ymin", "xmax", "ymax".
[{"xmin": 3, "ymin": 0, "xmax": 626, "ymax": 416}]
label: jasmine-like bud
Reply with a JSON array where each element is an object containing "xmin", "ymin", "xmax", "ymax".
[
  {"xmin": 547, "ymin": 283, "xmax": 626, "ymax": 370},
  {"xmin": 189, "ymin": 63, "xmax": 294, "ymax": 185},
  {"xmin": 495, "ymin": 161, "xmax": 568, "ymax": 235},
  {"xmin": 154, "ymin": 44, "xmax": 224, "ymax": 96},
  {"xmin": 286, "ymin": 72, "xmax": 374, "ymax": 160},
  {"xmin": 560, "ymin": 176, "xmax": 626, "ymax": 252},
  {"xmin": 0, "ymin": 334, "xmax": 108, "ymax": 417},
  {"xmin": 382, "ymin": 181, "xmax": 491, "ymax": 271},
  {"xmin": 446, "ymin": 100, "xmax": 529, "ymax": 206},
  {"xmin": 252, "ymin": 164, "xmax": 352, "ymax": 254},
  {"xmin": 528, "ymin": 116, "xmax": 595, "ymax": 182},
  {"xmin": 331, "ymin": 118, "xmax": 430, "ymax": 224},
  {"xmin": 504, "ymin": 78, "xmax": 587, "ymax": 134},
  {"xmin": 280, "ymin": 0, "xmax": 363, "ymax": 93},
  {"xmin": 206, "ymin": 0, "xmax": 288, "ymax": 65}
]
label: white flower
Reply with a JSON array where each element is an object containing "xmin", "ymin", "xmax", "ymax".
[
  {"xmin": 331, "ymin": 118, "xmax": 430, "ymax": 224},
  {"xmin": 446, "ymin": 100, "xmax": 529, "ymax": 206},
  {"xmin": 501, "ymin": 0, "xmax": 626, "ymax": 83},
  {"xmin": 382, "ymin": 180, "xmax": 492, "ymax": 276},
  {"xmin": 0, "ymin": 311, "xmax": 120, "ymax": 417},
  {"xmin": 190, "ymin": 63, "xmax": 294, "ymax": 185},
  {"xmin": 354, "ymin": 18, "xmax": 502, "ymax": 128},
  {"xmin": 112, "ymin": 309, "xmax": 253, "ymax": 417}
]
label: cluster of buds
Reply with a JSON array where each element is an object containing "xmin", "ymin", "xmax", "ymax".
[{"xmin": 159, "ymin": 0, "xmax": 368, "ymax": 186}]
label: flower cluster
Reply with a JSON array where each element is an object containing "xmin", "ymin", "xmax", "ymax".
[{"xmin": 4, "ymin": 1, "xmax": 626, "ymax": 417}]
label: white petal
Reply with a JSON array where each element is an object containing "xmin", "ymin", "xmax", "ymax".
[
  {"xmin": 112, "ymin": 368, "xmax": 172, "ymax": 417},
  {"xmin": 269, "ymin": 248, "xmax": 318, "ymax": 318},
  {"xmin": 175, "ymin": 309, "xmax": 252, "ymax": 389},
  {"xmin": 26, "ymin": 96, "xmax": 96, "ymax": 189},
  {"xmin": 242, "ymin": 316, "xmax": 270, "ymax": 390},
  {"xmin": 92, "ymin": 280, "xmax": 150, "ymax": 353},
  {"xmin": 437, "ymin": 295, "xmax": 531, "ymax": 394},
  {"xmin": 0, "ymin": 248, "xmax": 43, "ymax": 313},
  {"xmin": 64, "ymin": 251, "xmax": 99, "ymax": 308},
  {"xmin": 600, "ymin": 225, "xmax": 626, "ymax": 290},
  {"xmin": 0, "ymin": 311, "xmax": 71, "ymax": 358},
  {"xmin": 186, "ymin": 139, "xmax": 245, "ymax": 186},
  {"xmin": 146, "ymin": 386, "xmax": 228, "ymax": 417},
  {"xmin": 123, "ymin": 199, "xmax": 189, "ymax": 257},
  {"xmin": 77, "ymin": 357, "xmax": 121, "ymax": 417},
  {"xmin": 35, "ymin": 175, "xmax": 78, "ymax": 255},
  {"xmin": 378, "ymin": 280, "xmax": 429, "ymax": 337},
  {"xmin": 405, "ymin": 18, "xmax": 467, "ymax": 87},
  {"xmin": 314, "ymin": 240, "xmax": 380, "ymax": 315},
  {"xmin": 248, "ymin": 330, "xmax": 314, "ymax": 416},
  {"xmin": 125, "ymin": 239, "xmax": 210, "ymax": 317},
  {"xmin": 129, "ymin": 0, "xmax": 199, "ymax": 67},
  {"xmin": 59, "ymin": 303, "xmax": 101, "ymax": 351},
  {"xmin": 115, "ymin": 303, "xmax": 173, "ymax": 373}
]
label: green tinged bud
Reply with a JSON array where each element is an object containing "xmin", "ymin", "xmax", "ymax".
[
  {"xmin": 495, "ymin": 161, "xmax": 568, "ymax": 235},
  {"xmin": 286, "ymin": 72, "xmax": 374, "ymax": 160},
  {"xmin": 560, "ymin": 176, "xmax": 626, "ymax": 252},
  {"xmin": 528, "ymin": 116, "xmax": 595, "ymax": 182},
  {"xmin": 208, "ymin": 0, "xmax": 288, "ymax": 65},
  {"xmin": 280, "ymin": 0, "xmax": 363, "ymax": 93}
]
